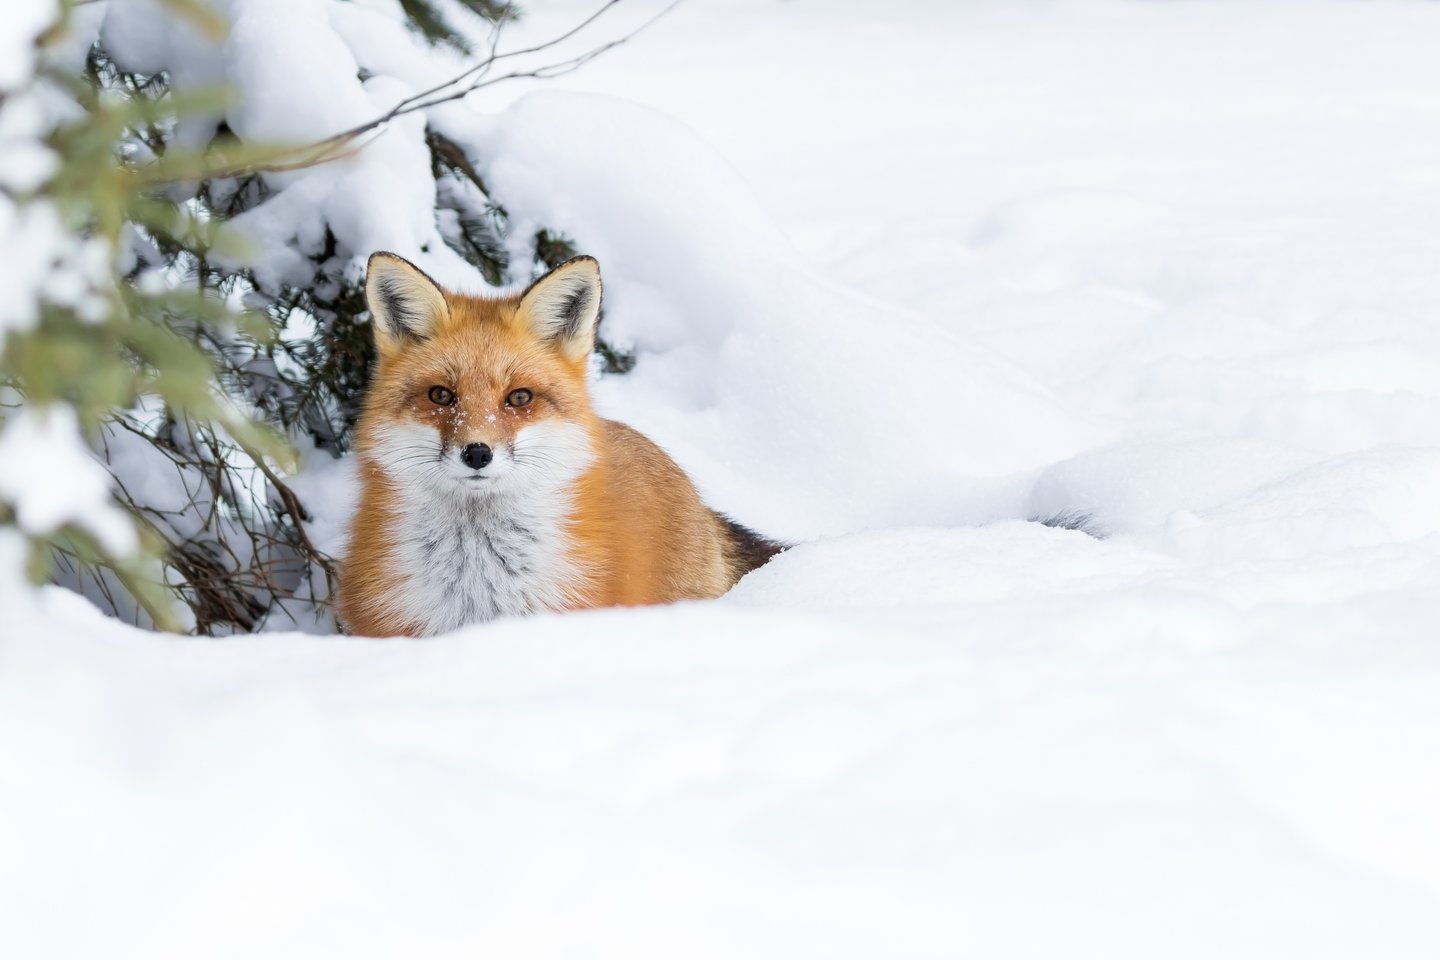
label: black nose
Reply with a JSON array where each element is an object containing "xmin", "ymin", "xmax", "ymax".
[{"xmin": 460, "ymin": 443, "xmax": 493, "ymax": 470}]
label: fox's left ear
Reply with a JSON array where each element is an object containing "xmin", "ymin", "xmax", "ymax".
[{"xmin": 516, "ymin": 256, "xmax": 602, "ymax": 362}]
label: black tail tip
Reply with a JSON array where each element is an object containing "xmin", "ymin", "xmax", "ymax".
[{"xmin": 720, "ymin": 515, "xmax": 786, "ymax": 573}]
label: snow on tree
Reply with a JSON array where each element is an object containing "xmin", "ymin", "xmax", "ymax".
[{"xmin": 0, "ymin": 0, "xmax": 654, "ymax": 633}]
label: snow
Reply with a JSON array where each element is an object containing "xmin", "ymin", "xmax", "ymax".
[
  {"xmin": 0, "ymin": 407, "xmax": 136, "ymax": 557},
  {"xmin": 95, "ymin": 0, "xmax": 478, "ymax": 292},
  {"xmin": 0, "ymin": 0, "xmax": 57, "ymax": 93},
  {"xmin": 7, "ymin": 554, "xmax": 1440, "ymax": 957},
  {"xmin": 0, "ymin": 199, "xmax": 64, "ymax": 336},
  {"xmin": 469, "ymin": 91, "xmax": 1106, "ymax": 538},
  {"xmin": 6, "ymin": 0, "xmax": 1440, "ymax": 956}
]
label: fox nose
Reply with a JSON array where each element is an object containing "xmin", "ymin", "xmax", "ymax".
[{"xmin": 460, "ymin": 442, "xmax": 493, "ymax": 470}]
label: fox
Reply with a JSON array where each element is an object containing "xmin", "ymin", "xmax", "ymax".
[{"xmin": 337, "ymin": 252, "xmax": 781, "ymax": 637}]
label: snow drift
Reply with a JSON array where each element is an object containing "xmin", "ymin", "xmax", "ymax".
[
  {"xmin": 467, "ymin": 92, "xmax": 1109, "ymax": 539},
  {"xmin": 6, "ymin": 1, "xmax": 1440, "ymax": 958}
]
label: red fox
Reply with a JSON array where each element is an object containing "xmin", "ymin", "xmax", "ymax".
[{"xmin": 338, "ymin": 252, "xmax": 780, "ymax": 637}]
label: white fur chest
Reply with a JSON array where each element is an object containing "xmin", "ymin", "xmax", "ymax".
[
  {"xmin": 353, "ymin": 419, "xmax": 597, "ymax": 636},
  {"xmin": 376, "ymin": 490, "xmax": 583, "ymax": 636}
]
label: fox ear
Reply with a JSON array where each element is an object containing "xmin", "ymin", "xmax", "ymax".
[
  {"xmin": 365, "ymin": 252, "xmax": 449, "ymax": 355},
  {"xmin": 516, "ymin": 256, "xmax": 602, "ymax": 362}
]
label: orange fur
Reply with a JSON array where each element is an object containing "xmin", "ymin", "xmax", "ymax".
[{"xmin": 338, "ymin": 254, "xmax": 778, "ymax": 637}]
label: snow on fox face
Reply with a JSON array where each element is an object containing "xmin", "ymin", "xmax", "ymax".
[{"xmin": 355, "ymin": 253, "xmax": 602, "ymax": 498}]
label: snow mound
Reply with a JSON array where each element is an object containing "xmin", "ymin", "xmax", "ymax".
[
  {"xmin": 7, "ymin": 548, "xmax": 1440, "ymax": 959},
  {"xmin": 469, "ymin": 92, "xmax": 1110, "ymax": 539},
  {"xmin": 727, "ymin": 520, "xmax": 1169, "ymax": 615},
  {"xmin": 1025, "ymin": 437, "xmax": 1321, "ymax": 537},
  {"xmin": 1161, "ymin": 445, "xmax": 1440, "ymax": 563},
  {"xmin": 9, "ymin": 4, "xmax": 1440, "ymax": 958}
]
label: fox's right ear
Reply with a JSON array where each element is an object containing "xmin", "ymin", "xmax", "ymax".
[{"xmin": 365, "ymin": 252, "xmax": 449, "ymax": 356}]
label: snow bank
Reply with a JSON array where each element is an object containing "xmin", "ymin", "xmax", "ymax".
[
  {"xmin": 468, "ymin": 92, "xmax": 1109, "ymax": 539},
  {"xmin": 7, "ymin": 1, "xmax": 1440, "ymax": 957},
  {"xmin": 5, "ymin": 527, "xmax": 1440, "ymax": 958}
]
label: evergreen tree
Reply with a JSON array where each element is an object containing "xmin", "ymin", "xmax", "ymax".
[{"xmin": 0, "ymin": 0, "xmax": 640, "ymax": 633}]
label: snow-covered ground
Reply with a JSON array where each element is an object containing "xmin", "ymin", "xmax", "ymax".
[{"xmin": 6, "ymin": 1, "xmax": 1440, "ymax": 956}]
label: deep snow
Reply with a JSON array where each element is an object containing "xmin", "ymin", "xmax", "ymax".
[{"xmin": 6, "ymin": 1, "xmax": 1440, "ymax": 957}]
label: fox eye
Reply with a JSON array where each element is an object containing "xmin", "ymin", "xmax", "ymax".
[
  {"xmin": 506, "ymin": 388, "xmax": 533, "ymax": 408},
  {"xmin": 428, "ymin": 385, "xmax": 455, "ymax": 406}
]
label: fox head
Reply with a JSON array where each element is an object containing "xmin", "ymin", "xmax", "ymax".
[{"xmin": 355, "ymin": 251, "xmax": 603, "ymax": 499}]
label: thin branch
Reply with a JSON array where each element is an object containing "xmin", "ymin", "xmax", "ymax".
[
  {"xmin": 367, "ymin": 0, "xmax": 619, "ymax": 128},
  {"xmin": 153, "ymin": 0, "xmax": 684, "ymax": 182},
  {"xmin": 233, "ymin": 431, "xmax": 338, "ymax": 583}
]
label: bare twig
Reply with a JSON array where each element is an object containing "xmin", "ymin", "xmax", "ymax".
[
  {"xmin": 157, "ymin": 0, "xmax": 684, "ymax": 182},
  {"xmin": 232, "ymin": 431, "xmax": 338, "ymax": 584}
]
